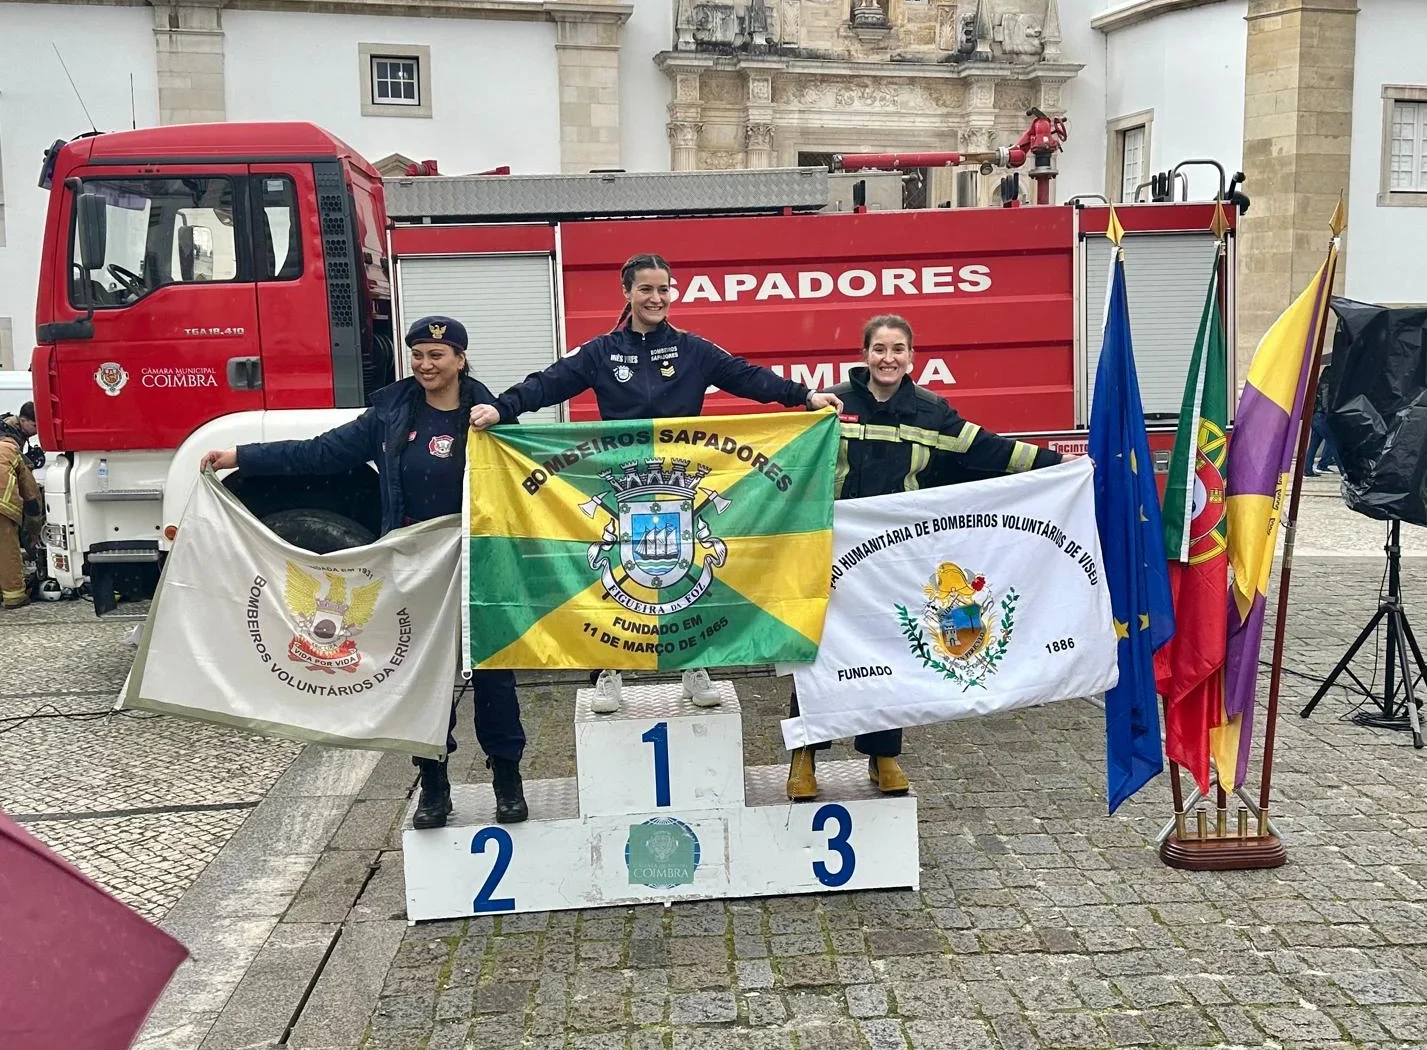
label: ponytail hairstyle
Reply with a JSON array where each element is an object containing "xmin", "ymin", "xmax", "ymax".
[
  {"xmin": 616, "ymin": 253, "xmax": 674, "ymax": 328},
  {"xmin": 861, "ymin": 314, "xmax": 915, "ymax": 352}
]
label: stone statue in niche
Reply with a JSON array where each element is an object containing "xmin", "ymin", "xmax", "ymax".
[
  {"xmin": 853, "ymin": 0, "xmax": 890, "ymax": 28},
  {"xmin": 998, "ymin": 12, "xmax": 1044, "ymax": 56},
  {"xmin": 684, "ymin": 0, "xmax": 773, "ymax": 51}
]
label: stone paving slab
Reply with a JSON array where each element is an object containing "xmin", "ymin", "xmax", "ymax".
[{"xmin": 0, "ymin": 600, "xmax": 302, "ymax": 920}]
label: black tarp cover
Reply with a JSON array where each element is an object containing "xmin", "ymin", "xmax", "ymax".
[{"xmin": 1327, "ymin": 297, "xmax": 1427, "ymax": 526}]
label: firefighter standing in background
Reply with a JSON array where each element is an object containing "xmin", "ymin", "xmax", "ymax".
[
  {"xmin": 787, "ymin": 316, "xmax": 1068, "ymax": 800},
  {"xmin": 1, "ymin": 402, "xmax": 43, "ymax": 610},
  {"xmin": 469, "ymin": 252, "xmax": 845, "ymax": 714}
]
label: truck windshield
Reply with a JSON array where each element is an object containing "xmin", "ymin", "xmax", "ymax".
[{"xmin": 70, "ymin": 177, "xmax": 240, "ymax": 308}]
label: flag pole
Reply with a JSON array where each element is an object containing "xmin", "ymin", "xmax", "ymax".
[
  {"xmin": 1157, "ymin": 204, "xmax": 1227, "ymax": 857},
  {"xmin": 1256, "ymin": 197, "xmax": 1345, "ymax": 833}
]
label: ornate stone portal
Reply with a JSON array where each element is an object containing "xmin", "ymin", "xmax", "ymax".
[{"xmin": 657, "ymin": 0, "xmax": 1079, "ymax": 204}]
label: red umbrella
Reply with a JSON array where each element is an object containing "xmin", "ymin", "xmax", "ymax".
[{"xmin": 0, "ymin": 809, "xmax": 188, "ymax": 1049}]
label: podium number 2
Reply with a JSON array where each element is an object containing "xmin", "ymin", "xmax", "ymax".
[
  {"xmin": 472, "ymin": 827, "xmax": 515, "ymax": 913},
  {"xmin": 812, "ymin": 803, "xmax": 855, "ymax": 887},
  {"xmin": 642, "ymin": 721, "xmax": 671, "ymax": 807}
]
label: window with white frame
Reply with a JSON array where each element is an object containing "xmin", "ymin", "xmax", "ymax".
[
  {"xmin": 359, "ymin": 44, "xmax": 432, "ymax": 119},
  {"xmin": 1380, "ymin": 86, "xmax": 1427, "ymax": 206},
  {"xmin": 372, "ymin": 57, "xmax": 419, "ymax": 107},
  {"xmin": 1106, "ymin": 111, "xmax": 1153, "ymax": 204},
  {"xmin": 1119, "ymin": 126, "xmax": 1145, "ymax": 202},
  {"xmin": 1390, "ymin": 101, "xmax": 1426, "ymax": 191}
]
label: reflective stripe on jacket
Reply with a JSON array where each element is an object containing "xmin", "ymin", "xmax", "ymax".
[{"xmin": 829, "ymin": 367, "xmax": 1060, "ymax": 500}]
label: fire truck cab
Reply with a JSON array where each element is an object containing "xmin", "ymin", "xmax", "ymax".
[{"xmin": 29, "ymin": 121, "xmax": 1238, "ymax": 611}]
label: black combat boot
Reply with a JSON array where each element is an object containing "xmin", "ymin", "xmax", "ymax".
[
  {"xmin": 412, "ymin": 757, "xmax": 453, "ymax": 829},
  {"xmin": 488, "ymin": 757, "xmax": 529, "ymax": 824}
]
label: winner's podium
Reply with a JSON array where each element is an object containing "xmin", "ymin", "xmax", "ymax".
[{"xmin": 403, "ymin": 679, "xmax": 919, "ymax": 920}]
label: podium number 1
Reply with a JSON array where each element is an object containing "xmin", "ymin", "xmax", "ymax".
[
  {"xmin": 642, "ymin": 722, "xmax": 671, "ymax": 807},
  {"xmin": 472, "ymin": 827, "xmax": 515, "ymax": 914},
  {"xmin": 812, "ymin": 803, "xmax": 855, "ymax": 887}
]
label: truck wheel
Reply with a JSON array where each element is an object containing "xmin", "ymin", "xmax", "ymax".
[{"xmin": 261, "ymin": 508, "xmax": 375, "ymax": 554}]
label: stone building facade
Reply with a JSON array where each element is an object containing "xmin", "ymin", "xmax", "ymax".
[
  {"xmin": 1094, "ymin": 0, "xmax": 1426, "ymax": 374},
  {"xmin": 656, "ymin": 0, "xmax": 1080, "ymax": 205}
]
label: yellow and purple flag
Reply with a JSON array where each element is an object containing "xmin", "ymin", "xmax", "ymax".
[
  {"xmin": 464, "ymin": 411, "xmax": 838, "ymax": 670},
  {"xmin": 1218, "ymin": 238, "xmax": 1341, "ymax": 790}
]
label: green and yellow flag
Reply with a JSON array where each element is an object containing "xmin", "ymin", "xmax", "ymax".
[{"xmin": 465, "ymin": 410, "xmax": 839, "ymax": 670}]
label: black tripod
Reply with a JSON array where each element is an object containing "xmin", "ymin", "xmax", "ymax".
[{"xmin": 1300, "ymin": 520, "xmax": 1426, "ymax": 748}]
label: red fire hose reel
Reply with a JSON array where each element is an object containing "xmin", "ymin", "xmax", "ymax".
[{"xmin": 833, "ymin": 108, "xmax": 1069, "ymax": 206}]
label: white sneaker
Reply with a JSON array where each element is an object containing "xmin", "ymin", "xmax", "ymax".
[
  {"xmin": 681, "ymin": 668, "xmax": 722, "ymax": 707},
  {"xmin": 591, "ymin": 669, "xmax": 622, "ymax": 714}
]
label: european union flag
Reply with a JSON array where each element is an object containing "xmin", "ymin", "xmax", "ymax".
[{"xmin": 1089, "ymin": 226, "xmax": 1176, "ymax": 813}]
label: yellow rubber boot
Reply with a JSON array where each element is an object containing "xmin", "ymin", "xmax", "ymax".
[
  {"xmin": 868, "ymin": 756, "xmax": 910, "ymax": 795},
  {"xmin": 786, "ymin": 748, "xmax": 818, "ymax": 801}
]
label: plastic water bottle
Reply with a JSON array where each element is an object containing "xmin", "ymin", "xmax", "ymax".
[{"xmin": 97, "ymin": 457, "xmax": 109, "ymax": 491}]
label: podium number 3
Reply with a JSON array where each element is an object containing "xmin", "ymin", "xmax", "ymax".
[
  {"xmin": 812, "ymin": 803, "xmax": 855, "ymax": 887},
  {"xmin": 472, "ymin": 827, "xmax": 515, "ymax": 913},
  {"xmin": 642, "ymin": 722, "xmax": 671, "ymax": 808}
]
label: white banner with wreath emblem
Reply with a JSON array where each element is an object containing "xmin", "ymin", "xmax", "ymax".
[{"xmin": 780, "ymin": 458, "xmax": 1119, "ymax": 748}]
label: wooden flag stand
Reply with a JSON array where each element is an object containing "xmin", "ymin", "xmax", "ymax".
[{"xmin": 1158, "ymin": 199, "xmax": 1346, "ymax": 872}]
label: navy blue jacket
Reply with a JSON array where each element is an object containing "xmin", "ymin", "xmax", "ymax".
[
  {"xmin": 493, "ymin": 321, "xmax": 812, "ymax": 422},
  {"xmin": 831, "ymin": 368, "xmax": 1061, "ymax": 499},
  {"xmin": 236, "ymin": 374, "xmax": 501, "ymax": 536}
]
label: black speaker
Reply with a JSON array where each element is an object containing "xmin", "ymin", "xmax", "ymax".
[{"xmin": 1326, "ymin": 297, "xmax": 1427, "ymax": 526}]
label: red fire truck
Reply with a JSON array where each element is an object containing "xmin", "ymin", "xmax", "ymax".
[{"xmin": 29, "ymin": 121, "xmax": 1239, "ymax": 610}]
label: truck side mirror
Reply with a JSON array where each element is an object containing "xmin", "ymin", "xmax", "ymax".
[
  {"xmin": 76, "ymin": 192, "xmax": 107, "ymax": 273},
  {"xmin": 177, "ymin": 225, "xmax": 196, "ymax": 281}
]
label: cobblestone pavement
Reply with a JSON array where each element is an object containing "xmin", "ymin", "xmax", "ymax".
[
  {"xmin": 0, "ymin": 599, "xmax": 302, "ymax": 920},
  {"xmin": 12, "ymin": 490, "xmax": 1427, "ymax": 1049},
  {"xmin": 354, "ymin": 548, "xmax": 1427, "ymax": 1050},
  {"xmin": 1287, "ymin": 475, "xmax": 1427, "ymax": 557}
]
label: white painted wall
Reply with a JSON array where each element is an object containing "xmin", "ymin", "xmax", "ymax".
[
  {"xmin": 1346, "ymin": 0, "xmax": 1427, "ymax": 304},
  {"xmin": 1093, "ymin": 0, "xmax": 1247, "ymax": 203},
  {"xmin": 621, "ymin": 0, "xmax": 674, "ymax": 172},
  {"xmin": 0, "ymin": 4, "xmax": 159, "ymax": 361},
  {"xmin": 223, "ymin": 11, "xmax": 562, "ymax": 174},
  {"xmin": 1053, "ymin": 0, "xmax": 1108, "ymax": 202}
]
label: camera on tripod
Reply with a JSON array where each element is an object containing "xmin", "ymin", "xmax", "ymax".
[{"xmin": 1300, "ymin": 298, "xmax": 1427, "ymax": 745}]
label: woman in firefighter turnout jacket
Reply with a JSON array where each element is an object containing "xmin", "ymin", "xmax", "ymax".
[
  {"xmin": 786, "ymin": 315, "xmax": 1065, "ymax": 802},
  {"xmin": 470, "ymin": 253, "xmax": 845, "ymax": 715},
  {"xmin": 202, "ymin": 316, "xmax": 529, "ymax": 830}
]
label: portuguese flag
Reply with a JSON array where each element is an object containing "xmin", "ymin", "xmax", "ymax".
[
  {"xmin": 1153, "ymin": 249, "xmax": 1230, "ymax": 795},
  {"xmin": 464, "ymin": 410, "xmax": 838, "ymax": 671}
]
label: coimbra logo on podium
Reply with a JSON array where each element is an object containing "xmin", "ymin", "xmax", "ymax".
[
  {"xmin": 625, "ymin": 816, "xmax": 701, "ymax": 889},
  {"xmin": 464, "ymin": 412, "xmax": 839, "ymax": 671}
]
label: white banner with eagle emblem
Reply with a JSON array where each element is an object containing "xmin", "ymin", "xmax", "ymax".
[
  {"xmin": 781, "ymin": 458, "xmax": 1119, "ymax": 748},
  {"xmin": 119, "ymin": 472, "xmax": 460, "ymax": 758}
]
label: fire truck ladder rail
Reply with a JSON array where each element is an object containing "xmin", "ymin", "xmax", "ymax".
[{"xmin": 383, "ymin": 167, "xmax": 831, "ymax": 222}]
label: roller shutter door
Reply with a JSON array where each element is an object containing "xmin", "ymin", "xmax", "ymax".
[
  {"xmin": 397, "ymin": 254, "xmax": 562, "ymax": 423},
  {"xmin": 1082, "ymin": 233, "xmax": 1223, "ymax": 423}
]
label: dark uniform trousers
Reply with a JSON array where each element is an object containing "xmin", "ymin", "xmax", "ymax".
[
  {"xmin": 444, "ymin": 669, "xmax": 526, "ymax": 763},
  {"xmin": 788, "ymin": 686, "xmax": 902, "ymax": 758}
]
